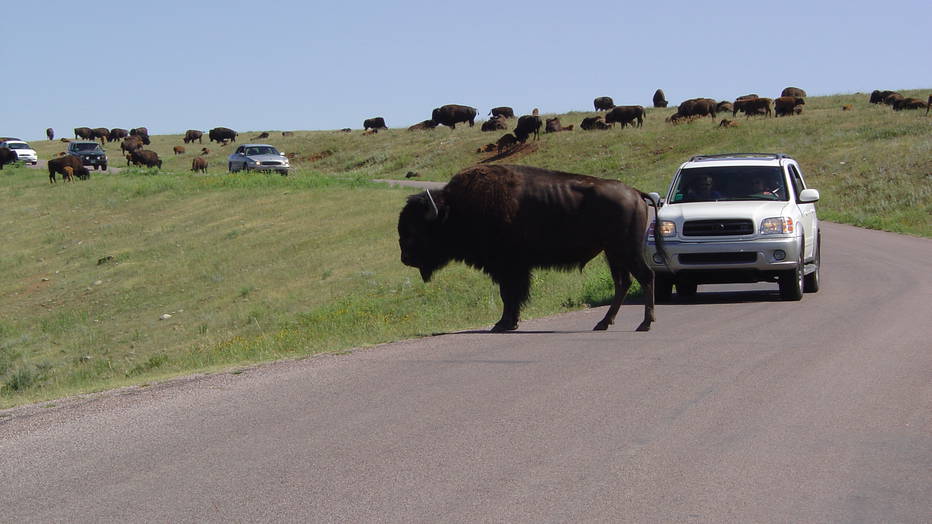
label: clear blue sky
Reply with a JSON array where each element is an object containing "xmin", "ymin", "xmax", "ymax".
[{"xmin": 4, "ymin": 0, "xmax": 929, "ymax": 141}]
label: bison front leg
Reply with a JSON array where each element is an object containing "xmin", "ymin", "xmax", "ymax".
[{"xmin": 490, "ymin": 271, "xmax": 531, "ymax": 333}]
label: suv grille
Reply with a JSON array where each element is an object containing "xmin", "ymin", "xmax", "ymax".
[
  {"xmin": 683, "ymin": 219, "xmax": 754, "ymax": 236},
  {"xmin": 679, "ymin": 252, "xmax": 758, "ymax": 264}
]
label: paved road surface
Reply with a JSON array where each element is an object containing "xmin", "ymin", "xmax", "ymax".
[{"xmin": 1, "ymin": 222, "xmax": 930, "ymax": 522}]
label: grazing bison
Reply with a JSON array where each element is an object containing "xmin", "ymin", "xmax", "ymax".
[
  {"xmin": 734, "ymin": 97, "xmax": 772, "ymax": 117},
  {"xmin": 108, "ymin": 128, "xmax": 129, "ymax": 142},
  {"xmin": 605, "ymin": 105, "xmax": 646, "ymax": 128},
  {"xmin": 173, "ymin": 145, "xmax": 185, "ymax": 155},
  {"xmin": 481, "ymin": 115, "xmax": 508, "ymax": 132},
  {"xmin": 594, "ymin": 96, "xmax": 615, "ymax": 111},
  {"xmin": 0, "ymin": 147, "xmax": 17, "ymax": 169},
  {"xmin": 209, "ymin": 127, "xmax": 238, "ymax": 143},
  {"xmin": 488, "ymin": 106, "xmax": 515, "ymax": 119},
  {"xmin": 653, "ymin": 89, "xmax": 668, "ymax": 108},
  {"xmin": 74, "ymin": 127, "xmax": 94, "ymax": 140},
  {"xmin": 121, "ymin": 137, "xmax": 145, "ymax": 154},
  {"xmin": 892, "ymin": 97, "xmax": 928, "ymax": 111},
  {"xmin": 48, "ymin": 155, "xmax": 89, "ymax": 182},
  {"xmin": 184, "ymin": 130, "xmax": 203, "ymax": 143},
  {"xmin": 781, "ymin": 87, "xmax": 807, "ymax": 98},
  {"xmin": 774, "ymin": 96, "xmax": 805, "ymax": 116},
  {"xmin": 397, "ymin": 164, "xmax": 664, "ymax": 332},
  {"xmin": 91, "ymin": 128, "xmax": 110, "ymax": 144},
  {"xmin": 126, "ymin": 149, "xmax": 162, "ymax": 169},
  {"xmin": 513, "ymin": 115, "xmax": 542, "ymax": 142},
  {"xmin": 191, "ymin": 156, "xmax": 208, "ymax": 173},
  {"xmin": 363, "ymin": 117, "xmax": 388, "ymax": 131},
  {"xmin": 408, "ymin": 119, "xmax": 438, "ymax": 131},
  {"xmin": 676, "ymin": 98, "xmax": 717, "ymax": 119},
  {"xmin": 431, "ymin": 104, "xmax": 478, "ymax": 129},
  {"xmin": 46, "ymin": 128, "xmax": 54, "ymax": 141}
]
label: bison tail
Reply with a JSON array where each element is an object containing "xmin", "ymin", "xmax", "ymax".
[{"xmin": 641, "ymin": 191, "xmax": 671, "ymax": 274}]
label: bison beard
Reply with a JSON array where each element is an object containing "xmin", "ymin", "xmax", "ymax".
[{"xmin": 398, "ymin": 164, "xmax": 664, "ymax": 333}]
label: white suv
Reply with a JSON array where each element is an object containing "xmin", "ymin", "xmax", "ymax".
[
  {"xmin": 0, "ymin": 140, "xmax": 38, "ymax": 165},
  {"xmin": 645, "ymin": 153, "xmax": 820, "ymax": 301}
]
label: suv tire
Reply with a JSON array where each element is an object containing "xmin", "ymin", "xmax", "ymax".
[
  {"xmin": 655, "ymin": 275, "xmax": 673, "ymax": 303},
  {"xmin": 780, "ymin": 251, "xmax": 804, "ymax": 301},
  {"xmin": 676, "ymin": 281, "xmax": 697, "ymax": 298},
  {"xmin": 804, "ymin": 232, "xmax": 821, "ymax": 293}
]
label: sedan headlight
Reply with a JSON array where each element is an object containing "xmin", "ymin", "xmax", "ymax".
[
  {"xmin": 648, "ymin": 220, "xmax": 676, "ymax": 239},
  {"xmin": 760, "ymin": 217, "xmax": 794, "ymax": 234}
]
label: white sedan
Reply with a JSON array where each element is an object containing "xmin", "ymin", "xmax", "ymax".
[{"xmin": 227, "ymin": 144, "xmax": 289, "ymax": 175}]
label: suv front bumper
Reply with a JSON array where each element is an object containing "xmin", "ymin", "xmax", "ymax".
[{"xmin": 646, "ymin": 235, "xmax": 802, "ymax": 282}]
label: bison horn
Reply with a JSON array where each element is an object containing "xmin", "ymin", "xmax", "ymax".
[{"xmin": 425, "ymin": 189, "xmax": 439, "ymax": 221}]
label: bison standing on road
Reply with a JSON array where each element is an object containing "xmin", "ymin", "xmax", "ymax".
[
  {"xmin": 397, "ymin": 164, "xmax": 664, "ymax": 333},
  {"xmin": 431, "ymin": 105, "xmax": 478, "ymax": 129},
  {"xmin": 605, "ymin": 105, "xmax": 646, "ymax": 128},
  {"xmin": 209, "ymin": 127, "xmax": 237, "ymax": 144}
]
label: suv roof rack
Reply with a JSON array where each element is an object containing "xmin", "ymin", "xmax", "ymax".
[{"xmin": 688, "ymin": 153, "xmax": 792, "ymax": 162}]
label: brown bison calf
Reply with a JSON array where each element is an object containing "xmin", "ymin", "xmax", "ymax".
[
  {"xmin": 192, "ymin": 156, "xmax": 208, "ymax": 173},
  {"xmin": 173, "ymin": 146, "xmax": 185, "ymax": 155}
]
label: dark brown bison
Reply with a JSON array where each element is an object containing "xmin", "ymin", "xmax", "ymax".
[
  {"xmin": 0, "ymin": 147, "xmax": 17, "ymax": 169},
  {"xmin": 892, "ymin": 97, "xmax": 928, "ymax": 111},
  {"xmin": 869, "ymin": 90, "xmax": 897, "ymax": 104},
  {"xmin": 883, "ymin": 92, "xmax": 905, "ymax": 106},
  {"xmin": 127, "ymin": 149, "xmax": 162, "ymax": 169},
  {"xmin": 173, "ymin": 145, "xmax": 185, "ymax": 155},
  {"xmin": 363, "ymin": 117, "xmax": 388, "ymax": 131},
  {"xmin": 677, "ymin": 98, "xmax": 717, "ymax": 119},
  {"xmin": 46, "ymin": 128, "xmax": 54, "ymax": 141},
  {"xmin": 581, "ymin": 116, "xmax": 611, "ymax": 130},
  {"xmin": 481, "ymin": 115, "xmax": 508, "ymax": 132},
  {"xmin": 716, "ymin": 101, "xmax": 733, "ymax": 113},
  {"xmin": 253, "ymin": 132, "xmax": 271, "ymax": 139},
  {"xmin": 593, "ymin": 96, "xmax": 615, "ymax": 111},
  {"xmin": 653, "ymin": 89, "xmax": 668, "ymax": 108},
  {"xmin": 605, "ymin": 105, "xmax": 646, "ymax": 128},
  {"xmin": 431, "ymin": 105, "xmax": 477, "ymax": 129},
  {"xmin": 513, "ymin": 115, "xmax": 542, "ymax": 142},
  {"xmin": 209, "ymin": 127, "xmax": 237, "ymax": 143},
  {"xmin": 496, "ymin": 133, "xmax": 519, "ymax": 154},
  {"xmin": 488, "ymin": 107, "xmax": 515, "ymax": 119},
  {"xmin": 108, "ymin": 128, "xmax": 129, "ymax": 142},
  {"xmin": 130, "ymin": 127, "xmax": 148, "ymax": 136},
  {"xmin": 408, "ymin": 119, "xmax": 438, "ymax": 131},
  {"xmin": 47, "ymin": 155, "xmax": 89, "ymax": 182},
  {"xmin": 545, "ymin": 117, "xmax": 571, "ymax": 133},
  {"xmin": 184, "ymin": 130, "xmax": 203, "ymax": 143},
  {"xmin": 74, "ymin": 127, "xmax": 94, "ymax": 140},
  {"xmin": 734, "ymin": 97, "xmax": 772, "ymax": 117},
  {"xmin": 191, "ymin": 156, "xmax": 208, "ymax": 173},
  {"xmin": 397, "ymin": 164, "xmax": 664, "ymax": 332},
  {"xmin": 774, "ymin": 96, "xmax": 805, "ymax": 116},
  {"xmin": 91, "ymin": 128, "xmax": 110, "ymax": 144},
  {"xmin": 121, "ymin": 137, "xmax": 145, "ymax": 154},
  {"xmin": 781, "ymin": 87, "xmax": 807, "ymax": 98}
]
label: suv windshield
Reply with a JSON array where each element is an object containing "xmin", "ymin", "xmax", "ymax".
[
  {"xmin": 245, "ymin": 146, "xmax": 279, "ymax": 156},
  {"xmin": 73, "ymin": 143, "xmax": 102, "ymax": 152},
  {"xmin": 670, "ymin": 166, "xmax": 787, "ymax": 203}
]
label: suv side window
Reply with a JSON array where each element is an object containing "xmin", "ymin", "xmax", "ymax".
[
  {"xmin": 787, "ymin": 165, "xmax": 805, "ymax": 200},
  {"xmin": 235, "ymin": 146, "xmax": 244, "ymax": 154}
]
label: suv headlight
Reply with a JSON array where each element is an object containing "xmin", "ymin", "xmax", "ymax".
[
  {"xmin": 648, "ymin": 220, "xmax": 676, "ymax": 239},
  {"xmin": 760, "ymin": 217, "xmax": 794, "ymax": 234}
]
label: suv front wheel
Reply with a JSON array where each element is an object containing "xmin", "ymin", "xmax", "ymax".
[
  {"xmin": 779, "ymin": 250, "xmax": 804, "ymax": 301},
  {"xmin": 804, "ymin": 232, "xmax": 821, "ymax": 293}
]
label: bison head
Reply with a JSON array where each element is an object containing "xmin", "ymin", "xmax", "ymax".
[{"xmin": 398, "ymin": 190, "xmax": 450, "ymax": 282}]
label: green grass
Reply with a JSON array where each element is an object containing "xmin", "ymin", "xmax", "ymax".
[{"xmin": 1, "ymin": 89, "xmax": 929, "ymax": 407}]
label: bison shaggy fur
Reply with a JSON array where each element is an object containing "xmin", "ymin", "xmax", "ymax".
[
  {"xmin": 397, "ymin": 164, "xmax": 664, "ymax": 333},
  {"xmin": 48, "ymin": 155, "xmax": 89, "ymax": 182},
  {"xmin": 431, "ymin": 104, "xmax": 478, "ymax": 129}
]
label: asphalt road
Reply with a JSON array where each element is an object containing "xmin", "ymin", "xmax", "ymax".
[{"xmin": 1, "ymin": 222, "xmax": 930, "ymax": 523}]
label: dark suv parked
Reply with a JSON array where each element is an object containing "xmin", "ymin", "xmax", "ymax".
[{"xmin": 67, "ymin": 141, "xmax": 108, "ymax": 170}]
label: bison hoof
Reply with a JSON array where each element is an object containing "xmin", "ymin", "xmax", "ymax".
[
  {"xmin": 593, "ymin": 321, "xmax": 610, "ymax": 331},
  {"xmin": 635, "ymin": 322, "xmax": 652, "ymax": 332},
  {"xmin": 490, "ymin": 321, "xmax": 518, "ymax": 333}
]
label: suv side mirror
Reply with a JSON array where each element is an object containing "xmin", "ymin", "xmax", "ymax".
[
  {"xmin": 647, "ymin": 192, "xmax": 663, "ymax": 207},
  {"xmin": 798, "ymin": 188, "xmax": 820, "ymax": 203}
]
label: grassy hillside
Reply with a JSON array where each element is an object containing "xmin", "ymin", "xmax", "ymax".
[{"xmin": 1, "ymin": 90, "xmax": 929, "ymax": 408}]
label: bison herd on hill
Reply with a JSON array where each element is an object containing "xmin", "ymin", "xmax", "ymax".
[{"xmin": 27, "ymin": 88, "xmax": 930, "ymax": 182}]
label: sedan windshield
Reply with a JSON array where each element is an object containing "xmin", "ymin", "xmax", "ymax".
[
  {"xmin": 6, "ymin": 143, "xmax": 30, "ymax": 150},
  {"xmin": 245, "ymin": 146, "xmax": 279, "ymax": 156},
  {"xmin": 670, "ymin": 166, "xmax": 787, "ymax": 202}
]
